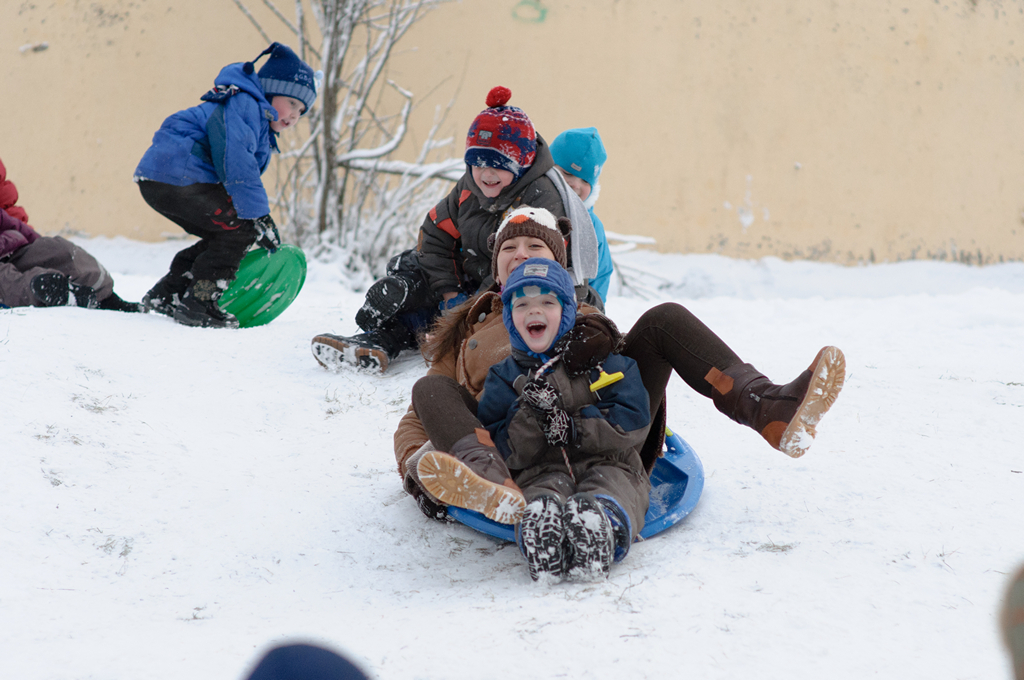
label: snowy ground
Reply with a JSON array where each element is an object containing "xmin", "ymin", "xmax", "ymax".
[{"xmin": 2, "ymin": 236, "xmax": 1023, "ymax": 680}]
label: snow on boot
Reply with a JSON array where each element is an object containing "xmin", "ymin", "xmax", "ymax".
[
  {"xmin": 30, "ymin": 273, "xmax": 97, "ymax": 308},
  {"xmin": 563, "ymin": 492, "xmax": 615, "ymax": 581},
  {"xmin": 311, "ymin": 322, "xmax": 412, "ymax": 373},
  {"xmin": 98, "ymin": 292, "xmax": 143, "ymax": 313},
  {"xmin": 30, "ymin": 273, "xmax": 70, "ymax": 307},
  {"xmin": 416, "ymin": 431, "xmax": 526, "ymax": 525},
  {"xmin": 596, "ymin": 496, "xmax": 634, "ymax": 563},
  {"xmin": 516, "ymin": 495, "xmax": 565, "ymax": 583},
  {"xmin": 142, "ymin": 273, "xmax": 187, "ymax": 317},
  {"xmin": 1004, "ymin": 564, "xmax": 1024, "ymax": 680},
  {"xmin": 173, "ymin": 279, "xmax": 239, "ymax": 329},
  {"xmin": 707, "ymin": 346, "xmax": 846, "ymax": 458},
  {"xmin": 355, "ymin": 273, "xmax": 430, "ymax": 332}
]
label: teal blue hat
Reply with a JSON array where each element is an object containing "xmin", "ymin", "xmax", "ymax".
[{"xmin": 550, "ymin": 127, "xmax": 607, "ymax": 187}]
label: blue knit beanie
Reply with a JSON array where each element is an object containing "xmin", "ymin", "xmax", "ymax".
[
  {"xmin": 250, "ymin": 43, "xmax": 318, "ymax": 115},
  {"xmin": 501, "ymin": 258, "xmax": 577, "ymax": 356},
  {"xmin": 550, "ymin": 127, "xmax": 607, "ymax": 187}
]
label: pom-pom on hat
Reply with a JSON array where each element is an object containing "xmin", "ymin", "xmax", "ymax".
[
  {"xmin": 550, "ymin": 127, "xmax": 607, "ymax": 187},
  {"xmin": 501, "ymin": 258, "xmax": 578, "ymax": 356},
  {"xmin": 465, "ymin": 86, "xmax": 537, "ymax": 180},
  {"xmin": 488, "ymin": 206, "xmax": 571, "ymax": 282},
  {"xmin": 247, "ymin": 42, "xmax": 319, "ymax": 115}
]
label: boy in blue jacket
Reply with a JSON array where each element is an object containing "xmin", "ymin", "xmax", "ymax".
[
  {"xmin": 475, "ymin": 258, "xmax": 651, "ymax": 582},
  {"xmin": 135, "ymin": 43, "xmax": 317, "ymax": 328}
]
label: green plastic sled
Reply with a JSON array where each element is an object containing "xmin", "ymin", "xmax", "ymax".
[{"xmin": 219, "ymin": 244, "xmax": 307, "ymax": 328}]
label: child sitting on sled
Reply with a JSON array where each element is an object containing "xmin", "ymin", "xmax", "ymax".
[
  {"xmin": 1, "ymin": 156, "xmax": 140, "ymax": 311},
  {"xmin": 474, "ymin": 256, "xmax": 651, "ymax": 582},
  {"xmin": 134, "ymin": 42, "xmax": 317, "ymax": 328}
]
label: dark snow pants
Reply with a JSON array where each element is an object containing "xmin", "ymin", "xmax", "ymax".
[
  {"xmin": 0, "ymin": 236, "xmax": 114, "ymax": 307},
  {"xmin": 138, "ymin": 180, "xmax": 258, "ymax": 288}
]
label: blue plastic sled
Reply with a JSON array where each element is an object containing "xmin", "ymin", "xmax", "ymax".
[{"xmin": 447, "ymin": 428, "xmax": 704, "ymax": 542}]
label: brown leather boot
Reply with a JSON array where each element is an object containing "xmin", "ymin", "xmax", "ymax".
[
  {"xmin": 706, "ymin": 346, "xmax": 846, "ymax": 458},
  {"xmin": 416, "ymin": 430, "xmax": 526, "ymax": 524}
]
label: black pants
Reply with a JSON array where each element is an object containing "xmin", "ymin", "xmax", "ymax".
[
  {"xmin": 139, "ymin": 180, "xmax": 258, "ymax": 284},
  {"xmin": 412, "ymin": 301, "xmax": 743, "ymax": 462}
]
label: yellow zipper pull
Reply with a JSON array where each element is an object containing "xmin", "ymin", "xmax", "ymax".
[{"xmin": 590, "ymin": 370, "xmax": 624, "ymax": 393}]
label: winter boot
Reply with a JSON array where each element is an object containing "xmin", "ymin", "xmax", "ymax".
[
  {"xmin": 98, "ymin": 292, "xmax": 143, "ymax": 313},
  {"xmin": 172, "ymin": 279, "xmax": 239, "ymax": 329},
  {"xmin": 596, "ymin": 496, "xmax": 634, "ymax": 563},
  {"xmin": 1003, "ymin": 564, "xmax": 1024, "ymax": 680},
  {"xmin": 516, "ymin": 495, "xmax": 565, "ymax": 583},
  {"xmin": 30, "ymin": 273, "xmax": 98, "ymax": 309},
  {"xmin": 311, "ymin": 320, "xmax": 415, "ymax": 373},
  {"xmin": 402, "ymin": 443, "xmax": 452, "ymax": 523},
  {"xmin": 707, "ymin": 346, "xmax": 846, "ymax": 458},
  {"xmin": 355, "ymin": 272, "xmax": 431, "ymax": 332},
  {"xmin": 142, "ymin": 273, "xmax": 187, "ymax": 317},
  {"xmin": 415, "ymin": 431, "xmax": 526, "ymax": 525},
  {"xmin": 563, "ymin": 492, "xmax": 615, "ymax": 581}
]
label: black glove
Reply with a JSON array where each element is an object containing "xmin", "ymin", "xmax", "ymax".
[
  {"xmin": 519, "ymin": 376, "xmax": 576, "ymax": 447},
  {"xmin": 253, "ymin": 214, "xmax": 281, "ymax": 253},
  {"xmin": 554, "ymin": 314, "xmax": 622, "ymax": 376}
]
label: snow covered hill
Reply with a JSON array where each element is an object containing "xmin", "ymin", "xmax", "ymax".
[{"xmin": 2, "ymin": 237, "xmax": 1023, "ymax": 680}]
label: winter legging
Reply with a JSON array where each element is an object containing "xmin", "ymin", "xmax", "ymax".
[
  {"xmin": 138, "ymin": 181, "xmax": 258, "ymax": 285},
  {"xmin": 412, "ymin": 302, "xmax": 744, "ymax": 457}
]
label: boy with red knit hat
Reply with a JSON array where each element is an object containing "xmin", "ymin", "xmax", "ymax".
[{"xmin": 313, "ymin": 86, "xmax": 589, "ymax": 373}]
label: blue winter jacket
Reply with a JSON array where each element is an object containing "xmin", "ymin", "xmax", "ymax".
[
  {"xmin": 477, "ymin": 352, "xmax": 651, "ymax": 472},
  {"xmin": 589, "ymin": 208, "xmax": 613, "ymax": 301},
  {"xmin": 134, "ymin": 63, "xmax": 278, "ymax": 220}
]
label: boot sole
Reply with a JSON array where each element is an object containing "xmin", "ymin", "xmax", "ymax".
[
  {"xmin": 563, "ymin": 495, "xmax": 614, "ymax": 580},
  {"xmin": 519, "ymin": 498, "xmax": 565, "ymax": 582},
  {"xmin": 778, "ymin": 346, "xmax": 846, "ymax": 458},
  {"xmin": 310, "ymin": 334, "xmax": 389, "ymax": 373},
  {"xmin": 355, "ymin": 278, "xmax": 408, "ymax": 331},
  {"xmin": 416, "ymin": 451, "xmax": 525, "ymax": 525}
]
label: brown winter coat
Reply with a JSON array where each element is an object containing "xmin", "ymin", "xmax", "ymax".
[{"xmin": 393, "ymin": 290, "xmax": 600, "ymax": 477}]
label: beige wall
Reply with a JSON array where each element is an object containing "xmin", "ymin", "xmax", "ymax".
[{"xmin": 4, "ymin": 0, "xmax": 1024, "ymax": 263}]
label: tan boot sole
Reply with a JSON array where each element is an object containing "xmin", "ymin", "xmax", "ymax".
[
  {"xmin": 416, "ymin": 451, "xmax": 526, "ymax": 525},
  {"xmin": 310, "ymin": 335, "xmax": 389, "ymax": 373},
  {"xmin": 778, "ymin": 346, "xmax": 846, "ymax": 458}
]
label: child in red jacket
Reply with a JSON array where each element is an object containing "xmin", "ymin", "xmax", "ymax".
[{"xmin": 0, "ymin": 157, "xmax": 139, "ymax": 311}]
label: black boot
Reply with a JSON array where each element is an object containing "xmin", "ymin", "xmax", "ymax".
[
  {"xmin": 30, "ymin": 273, "xmax": 98, "ymax": 309},
  {"xmin": 142, "ymin": 273, "xmax": 187, "ymax": 317},
  {"xmin": 516, "ymin": 494, "xmax": 565, "ymax": 583},
  {"xmin": 707, "ymin": 346, "xmax": 846, "ymax": 458},
  {"xmin": 355, "ymin": 272, "xmax": 432, "ymax": 332},
  {"xmin": 310, "ymin": 320, "xmax": 416, "ymax": 372},
  {"xmin": 98, "ymin": 292, "xmax": 143, "ymax": 313},
  {"xmin": 563, "ymin": 493, "xmax": 614, "ymax": 581},
  {"xmin": 173, "ymin": 279, "xmax": 239, "ymax": 329}
]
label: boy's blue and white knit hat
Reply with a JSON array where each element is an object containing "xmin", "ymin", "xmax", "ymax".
[
  {"xmin": 248, "ymin": 43, "xmax": 319, "ymax": 115},
  {"xmin": 550, "ymin": 127, "xmax": 607, "ymax": 187},
  {"xmin": 501, "ymin": 258, "xmax": 577, "ymax": 356}
]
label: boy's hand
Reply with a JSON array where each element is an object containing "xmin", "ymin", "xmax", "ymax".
[
  {"xmin": 555, "ymin": 314, "xmax": 622, "ymax": 376},
  {"xmin": 253, "ymin": 215, "xmax": 281, "ymax": 253},
  {"xmin": 439, "ymin": 292, "xmax": 468, "ymax": 313},
  {"xmin": 519, "ymin": 376, "xmax": 576, "ymax": 447}
]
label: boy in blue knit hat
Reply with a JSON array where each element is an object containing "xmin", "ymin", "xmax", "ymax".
[
  {"xmin": 473, "ymin": 257, "xmax": 652, "ymax": 582},
  {"xmin": 135, "ymin": 42, "xmax": 317, "ymax": 328},
  {"xmin": 550, "ymin": 127, "xmax": 614, "ymax": 302}
]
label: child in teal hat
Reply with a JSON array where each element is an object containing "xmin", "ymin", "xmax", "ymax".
[{"xmin": 550, "ymin": 127, "xmax": 614, "ymax": 301}]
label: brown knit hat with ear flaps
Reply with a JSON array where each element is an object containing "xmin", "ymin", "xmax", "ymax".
[{"xmin": 488, "ymin": 206, "xmax": 571, "ymax": 281}]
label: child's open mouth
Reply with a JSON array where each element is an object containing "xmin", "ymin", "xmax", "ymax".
[{"xmin": 526, "ymin": 321, "xmax": 548, "ymax": 338}]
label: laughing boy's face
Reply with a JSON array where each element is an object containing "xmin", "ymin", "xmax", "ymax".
[{"xmin": 511, "ymin": 286, "xmax": 562, "ymax": 354}]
